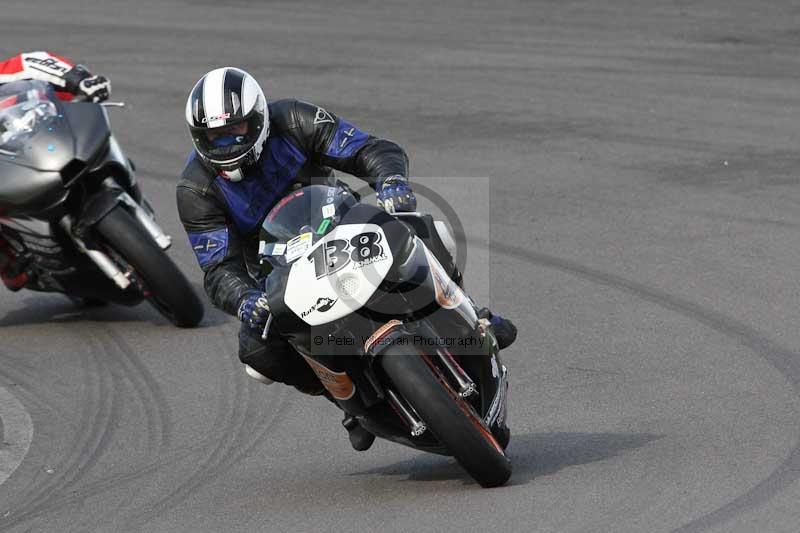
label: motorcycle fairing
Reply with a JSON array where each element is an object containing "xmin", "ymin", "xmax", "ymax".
[{"xmin": 284, "ymin": 222, "xmax": 394, "ymax": 326}]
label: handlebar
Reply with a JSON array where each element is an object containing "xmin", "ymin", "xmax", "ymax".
[
  {"xmin": 261, "ymin": 313, "xmax": 273, "ymax": 340},
  {"xmin": 70, "ymin": 94, "xmax": 126, "ymax": 108}
]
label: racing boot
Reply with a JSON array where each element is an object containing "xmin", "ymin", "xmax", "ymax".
[
  {"xmin": 478, "ymin": 308, "xmax": 517, "ymax": 350},
  {"xmin": 342, "ymin": 415, "xmax": 375, "ymax": 452},
  {"xmin": 321, "ymin": 391, "xmax": 375, "ymax": 451}
]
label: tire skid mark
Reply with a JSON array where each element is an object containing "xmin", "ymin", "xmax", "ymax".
[
  {"xmin": 130, "ymin": 386, "xmax": 293, "ymax": 529},
  {"xmin": 488, "ymin": 240, "xmax": 800, "ymax": 533},
  {"xmin": 0, "ymin": 386, "xmax": 33, "ymax": 488},
  {"xmin": 0, "ymin": 366, "xmax": 70, "ymax": 422},
  {"xmin": 0, "ymin": 318, "xmax": 179, "ymax": 525},
  {"xmin": 80, "ymin": 340, "xmax": 131, "ymax": 532},
  {"xmin": 96, "ymin": 335, "xmax": 160, "ymax": 454},
  {"xmin": 124, "ymin": 331, "xmax": 245, "ymax": 527},
  {"xmin": 0, "ymin": 358, "xmax": 101, "ymax": 528},
  {"xmin": 90, "ymin": 329, "xmax": 166, "ymax": 530},
  {"xmin": 209, "ymin": 378, "xmax": 293, "ymax": 473},
  {"xmin": 0, "ymin": 329, "xmax": 120, "ymax": 530},
  {"xmin": 0, "ymin": 350, "xmax": 71, "ymax": 511},
  {"xmin": 0, "ymin": 327, "xmax": 284, "ymax": 527},
  {"xmin": 220, "ymin": 382, "xmax": 292, "ymax": 471},
  {"xmin": 1, "ymin": 325, "xmax": 175, "ymax": 531},
  {"xmin": 17, "ymin": 334, "xmax": 118, "ymax": 526},
  {"xmin": 80, "ymin": 340, "xmax": 121, "ymax": 480},
  {"xmin": 100, "ymin": 329, "xmax": 172, "ymax": 452},
  {"xmin": 0, "ymin": 418, "xmax": 273, "ymax": 524},
  {"xmin": 127, "ymin": 330, "xmax": 292, "ymax": 529},
  {"xmin": 0, "ymin": 351, "xmax": 72, "ymax": 421}
]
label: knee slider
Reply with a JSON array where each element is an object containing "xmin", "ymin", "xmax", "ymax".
[{"xmin": 244, "ymin": 364, "xmax": 274, "ymax": 385}]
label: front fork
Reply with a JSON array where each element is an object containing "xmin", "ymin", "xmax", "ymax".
[
  {"xmin": 59, "ymin": 215, "xmax": 131, "ymax": 289},
  {"xmin": 384, "ymin": 344, "xmax": 506, "ymax": 438},
  {"xmin": 117, "ymin": 190, "xmax": 171, "ymax": 250},
  {"xmin": 60, "ymin": 180, "xmax": 172, "ymax": 290},
  {"xmin": 364, "ymin": 317, "xmax": 495, "ymax": 438}
]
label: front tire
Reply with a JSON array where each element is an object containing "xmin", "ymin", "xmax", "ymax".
[
  {"xmin": 381, "ymin": 344, "xmax": 512, "ymax": 487},
  {"xmin": 94, "ymin": 206, "xmax": 204, "ymax": 327}
]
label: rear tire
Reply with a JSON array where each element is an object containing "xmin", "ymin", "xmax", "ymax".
[
  {"xmin": 381, "ymin": 344, "xmax": 512, "ymax": 487},
  {"xmin": 94, "ymin": 206, "xmax": 204, "ymax": 327}
]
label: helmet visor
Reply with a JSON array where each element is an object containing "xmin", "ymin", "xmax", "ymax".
[{"xmin": 190, "ymin": 111, "xmax": 264, "ymax": 165}]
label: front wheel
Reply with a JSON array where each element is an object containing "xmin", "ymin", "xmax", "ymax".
[
  {"xmin": 94, "ymin": 206, "xmax": 204, "ymax": 327},
  {"xmin": 381, "ymin": 344, "xmax": 512, "ymax": 487}
]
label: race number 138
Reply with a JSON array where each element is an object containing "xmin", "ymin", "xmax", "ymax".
[{"xmin": 308, "ymin": 231, "xmax": 383, "ymax": 279}]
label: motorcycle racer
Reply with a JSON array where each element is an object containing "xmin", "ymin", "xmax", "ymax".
[
  {"xmin": 177, "ymin": 67, "xmax": 517, "ymax": 450},
  {"xmin": 0, "ymin": 51, "xmax": 110, "ymax": 103}
]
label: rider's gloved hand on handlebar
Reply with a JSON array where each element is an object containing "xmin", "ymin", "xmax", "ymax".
[
  {"xmin": 237, "ymin": 289, "xmax": 271, "ymax": 329},
  {"xmin": 64, "ymin": 65, "xmax": 111, "ymax": 103},
  {"xmin": 376, "ymin": 175, "xmax": 416, "ymax": 214}
]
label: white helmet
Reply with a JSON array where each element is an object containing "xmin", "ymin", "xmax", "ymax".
[{"xmin": 185, "ymin": 67, "xmax": 269, "ymax": 181}]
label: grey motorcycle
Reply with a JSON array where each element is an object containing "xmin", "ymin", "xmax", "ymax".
[{"xmin": 0, "ymin": 80, "xmax": 202, "ymax": 327}]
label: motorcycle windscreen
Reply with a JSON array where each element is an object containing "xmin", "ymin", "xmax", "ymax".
[
  {"xmin": 0, "ymin": 82, "xmax": 69, "ymax": 210},
  {"xmin": 0, "ymin": 81, "xmax": 63, "ymax": 158},
  {"xmin": 0, "ymin": 80, "xmax": 110, "ymax": 171},
  {"xmin": 262, "ymin": 185, "xmax": 358, "ymax": 244}
]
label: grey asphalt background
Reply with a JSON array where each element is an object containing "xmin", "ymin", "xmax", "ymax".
[{"xmin": 1, "ymin": 0, "xmax": 800, "ymax": 531}]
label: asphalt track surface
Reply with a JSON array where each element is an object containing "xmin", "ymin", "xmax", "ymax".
[{"xmin": 2, "ymin": 1, "xmax": 800, "ymax": 531}]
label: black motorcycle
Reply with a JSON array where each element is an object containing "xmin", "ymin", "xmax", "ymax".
[
  {"xmin": 0, "ymin": 80, "xmax": 203, "ymax": 327},
  {"xmin": 259, "ymin": 185, "xmax": 511, "ymax": 487}
]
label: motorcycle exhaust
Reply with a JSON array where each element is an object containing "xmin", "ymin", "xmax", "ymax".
[
  {"xmin": 59, "ymin": 216, "xmax": 131, "ymax": 290},
  {"xmin": 386, "ymin": 388, "xmax": 427, "ymax": 437}
]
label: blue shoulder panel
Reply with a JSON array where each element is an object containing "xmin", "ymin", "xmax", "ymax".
[
  {"xmin": 325, "ymin": 119, "xmax": 369, "ymax": 159},
  {"xmin": 215, "ymin": 136, "xmax": 307, "ymax": 234},
  {"xmin": 188, "ymin": 228, "xmax": 229, "ymax": 269}
]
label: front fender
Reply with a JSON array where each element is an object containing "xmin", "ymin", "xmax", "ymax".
[{"xmin": 75, "ymin": 186, "xmax": 125, "ymax": 237}]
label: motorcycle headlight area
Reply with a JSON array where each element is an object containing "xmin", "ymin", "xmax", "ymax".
[
  {"xmin": 0, "ymin": 101, "xmax": 58, "ymax": 151},
  {"xmin": 336, "ymin": 274, "xmax": 361, "ymax": 297}
]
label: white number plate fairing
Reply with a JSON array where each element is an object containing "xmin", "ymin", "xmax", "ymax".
[{"xmin": 284, "ymin": 223, "xmax": 393, "ymax": 325}]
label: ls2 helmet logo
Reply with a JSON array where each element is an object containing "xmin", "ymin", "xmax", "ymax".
[{"xmin": 201, "ymin": 113, "xmax": 231, "ymax": 123}]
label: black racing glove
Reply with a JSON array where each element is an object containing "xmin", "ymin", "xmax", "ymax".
[
  {"xmin": 237, "ymin": 289, "xmax": 271, "ymax": 329},
  {"xmin": 64, "ymin": 65, "xmax": 111, "ymax": 103}
]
